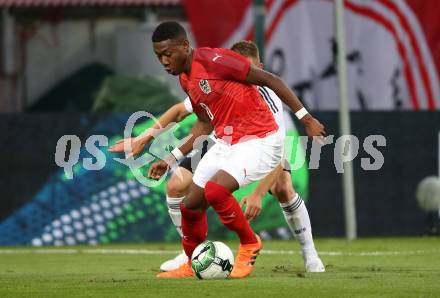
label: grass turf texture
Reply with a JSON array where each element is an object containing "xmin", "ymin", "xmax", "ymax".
[{"xmin": 1, "ymin": 237, "xmax": 439, "ymax": 298}]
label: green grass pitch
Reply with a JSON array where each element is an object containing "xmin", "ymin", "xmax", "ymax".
[{"xmin": 1, "ymin": 237, "xmax": 440, "ymax": 298}]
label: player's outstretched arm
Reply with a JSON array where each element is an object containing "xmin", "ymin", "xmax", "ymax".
[
  {"xmin": 108, "ymin": 102, "xmax": 191, "ymax": 157},
  {"xmin": 148, "ymin": 116, "xmax": 213, "ymax": 180},
  {"xmin": 240, "ymin": 163, "xmax": 284, "ymax": 221},
  {"xmin": 245, "ymin": 65, "xmax": 326, "ymax": 141}
]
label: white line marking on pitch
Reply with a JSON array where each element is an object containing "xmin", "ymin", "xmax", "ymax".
[{"xmin": 0, "ymin": 248, "xmax": 439, "ymax": 256}]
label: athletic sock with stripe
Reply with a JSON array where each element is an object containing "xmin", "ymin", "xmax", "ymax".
[
  {"xmin": 166, "ymin": 195, "xmax": 184, "ymax": 237},
  {"xmin": 280, "ymin": 193, "xmax": 318, "ymax": 259}
]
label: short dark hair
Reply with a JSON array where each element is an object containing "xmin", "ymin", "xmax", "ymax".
[
  {"xmin": 152, "ymin": 21, "xmax": 188, "ymax": 43},
  {"xmin": 231, "ymin": 40, "xmax": 260, "ymax": 62}
]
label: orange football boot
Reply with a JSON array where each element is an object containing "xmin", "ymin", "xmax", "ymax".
[
  {"xmin": 157, "ymin": 261, "xmax": 193, "ymax": 278},
  {"xmin": 230, "ymin": 235, "xmax": 262, "ymax": 278}
]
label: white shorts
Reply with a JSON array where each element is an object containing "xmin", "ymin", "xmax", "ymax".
[{"xmin": 192, "ymin": 131, "xmax": 284, "ymax": 188}]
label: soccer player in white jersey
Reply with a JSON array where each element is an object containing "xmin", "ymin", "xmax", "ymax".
[{"xmin": 111, "ymin": 40, "xmax": 324, "ymax": 273}]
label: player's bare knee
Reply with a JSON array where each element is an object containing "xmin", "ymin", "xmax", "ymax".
[
  {"xmin": 166, "ymin": 178, "xmax": 187, "ymax": 197},
  {"xmin": 182, "ymin": 184, "xmax": 208, "ymax": 211},
  {"xmin": 181, "ymin": 199, "xmax": 196, "ymax": 210}
]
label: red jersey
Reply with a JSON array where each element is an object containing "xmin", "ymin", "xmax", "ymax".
[{"xmin": 179, "ymin": 47, "xmax": 279, "ymax": 144}]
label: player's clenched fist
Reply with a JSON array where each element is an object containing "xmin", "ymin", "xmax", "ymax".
[{"xmin": 148, "ymin": 160, "xmax": 169, "ymax": 180}]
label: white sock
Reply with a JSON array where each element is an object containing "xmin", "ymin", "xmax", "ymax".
[
  {"xmin": 166, "ymin": 195, "xmax": 184, "ymax": 237},
  {"xmin": 280, "ymin": 194, "xmax": 317, "ymax": 259}
]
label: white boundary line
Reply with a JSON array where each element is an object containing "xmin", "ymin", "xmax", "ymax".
[{"xmin": 0, "ymin": 248, "xmax": 439, "ymax": 256}]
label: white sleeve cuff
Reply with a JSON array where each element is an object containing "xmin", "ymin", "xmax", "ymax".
[
  {"xmin": 295, "ymin": 107, "xmax": 308, "ymax": 120},
  {"xmin": 183, "ymin": 97, "xmax": 193, "ymax": 113}
]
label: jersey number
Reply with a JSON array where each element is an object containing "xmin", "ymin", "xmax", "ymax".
[{"xmin": 200, "ymin": 103, "xmax": 214, "ymax": 120}]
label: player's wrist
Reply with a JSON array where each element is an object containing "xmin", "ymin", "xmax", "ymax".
[
  {"xmin": 299, "ymin": 113, "xmax": 313, "ymax": 125},
  {"xmin": 163, "ymin": 154, "xmax": 177, "ymax": 168},
  {"xmin": 249, "ymin": 192, "xmax": 265, "ymax": 200}
]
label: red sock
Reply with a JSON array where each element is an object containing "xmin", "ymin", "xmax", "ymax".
[
  {"xmin": 180, "ymin": 203, "xmax": 208, "ymax": 259},
  {"xmin": 205, "ymin": 181, "xmax": 257, "ymax": 244}
]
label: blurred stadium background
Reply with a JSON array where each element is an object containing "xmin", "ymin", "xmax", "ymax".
[{"xmin": 0, "ymin": 0, "xmax": 440, "ymax": 248}]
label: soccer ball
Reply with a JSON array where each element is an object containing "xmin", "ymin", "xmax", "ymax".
[
  {"xmin": 191, "ymin": 240, "xmax": 234, "ymax": 279},
  {"xmin": 416, "ymin": 176, "xmax": 440, "ymax": 211}
]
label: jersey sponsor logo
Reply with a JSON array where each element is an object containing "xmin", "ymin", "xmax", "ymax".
[{"xmin": 199, "ymin": 79, "xmax": 212, "ymax": 94}]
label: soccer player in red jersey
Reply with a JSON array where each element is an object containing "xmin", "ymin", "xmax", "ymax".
[{"xmin": 119, "ymin": 21, "xmax": 325, "ymax": 278}]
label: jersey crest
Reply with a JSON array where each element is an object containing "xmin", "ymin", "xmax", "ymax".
[{"xmin": 199, "ymin": 79, "xmax": 211, "ymax": 94}]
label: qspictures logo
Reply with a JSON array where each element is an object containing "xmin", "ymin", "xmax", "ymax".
[{"xmin": 54, "ymin": 111, "xmax": 386, "ymax": 187}]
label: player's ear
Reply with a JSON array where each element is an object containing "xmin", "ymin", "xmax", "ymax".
[
  {"xmin": 181, "ymin": 39, "xmax": 190, "ymax": 51},
  {"xmin": 259, "ymin": 63, "xmax": 264, "ymax": 69}
]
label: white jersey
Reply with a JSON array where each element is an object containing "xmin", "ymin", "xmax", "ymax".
[
  {"xmin": 183, "ymin": 97, "xmax": 194, "ymax": 113},
  {"xmin": 257, "ymin": 86, "xmax": 286, "ymax": 133}
]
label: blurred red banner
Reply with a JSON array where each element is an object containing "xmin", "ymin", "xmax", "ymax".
[{"xmin": 184, "ymin": 0, "xmax": 440, "ymax": 111}]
